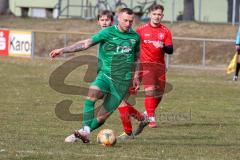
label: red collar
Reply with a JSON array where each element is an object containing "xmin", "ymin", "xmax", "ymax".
[{"xmin": 148, "ymin": 22, "xmax": 162, "ymax": 28}]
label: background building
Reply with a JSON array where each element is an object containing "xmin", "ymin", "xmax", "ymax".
[{"xmin": 8, "ymin": 0, "xmax": 237, "ymax": 23}]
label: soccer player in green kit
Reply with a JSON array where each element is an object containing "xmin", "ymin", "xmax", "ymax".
[
  {"xmin": 49, "ymin": 8, "xmax": 140, "ymax": 143},
  {"xmin": 97, "ymin": 10, "xmax": 148, "ymax": 141}
]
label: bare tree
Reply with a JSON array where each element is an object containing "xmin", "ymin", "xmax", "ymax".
[
  {"xmin": 0, "ymin": 0, "xmax": 9, "ymax": 14},
  {"xmin": 183, "ymin": 0, "xmax": 195, "ymax": 21},
  {"xmin": 227, "ymin": 0, "xmax": 240, "ymax": 22}
]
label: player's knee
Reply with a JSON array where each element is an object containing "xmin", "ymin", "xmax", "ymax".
[
  {"xmin": 145, "ymin": 87, "xmax": 164, "ymax": 98},
  {"xmin": 87, "ymin": 86, "xmax": 104, "ymax": 100},
  {"xmin": 145, "ymin": 87, "xmax": 155, "ymax": 96},
  {"xmin": 97, "ymin": 112, "xmax": 110, "ymax": 123},
  {"xmin": 118, "ymin": 100, "xmax": 129, "ymax": 107}
]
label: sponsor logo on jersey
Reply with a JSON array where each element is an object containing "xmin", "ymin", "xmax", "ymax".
[
  {"xmin": 130, "ymin": 39, "xmax": 136, "ymax": 45},
  {"xmin": 116, "ymin": 46, "xmax": 132, "ymax": 53},
  {"xmin": 103, "ymin": 41, "xmax": 133, "ymax": 54},
  {"xmin": 143, "ymin": 40, "xmax": 164, "ymax": 48},
  {"xmin": 159, "ymin": 33, "xmax": 164, "ymax": 40}
]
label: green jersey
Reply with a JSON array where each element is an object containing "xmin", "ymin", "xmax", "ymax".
[{"xmin": 92, "ymin": 25, "xmax": 140, "ymax": 81}]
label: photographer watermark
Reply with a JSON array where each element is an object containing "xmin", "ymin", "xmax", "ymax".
[
  {"xmin": 49, "ymin": 55, "xmax": 174, "ymax": 121},
  {"xmin": 157, "ymin": 109, "xmax": 192, "ymax": 123}
]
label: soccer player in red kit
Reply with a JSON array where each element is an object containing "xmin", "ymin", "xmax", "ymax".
[{"xmin": 135, "ymin": 4, "xmax": 173, "ymax": 128}]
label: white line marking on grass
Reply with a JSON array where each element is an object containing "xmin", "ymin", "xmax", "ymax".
[
  {"xmin": 16, "ymin": 150, "xmax": 159, "ymax": 160},
  {"xmin": 16, "ymin": 150, "xmax": 36, "ymax": 154}
]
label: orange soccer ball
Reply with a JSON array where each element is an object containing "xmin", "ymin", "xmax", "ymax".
[{"xmin": 97, "ymin": 129, "xmax": 117, "ymax": 146}]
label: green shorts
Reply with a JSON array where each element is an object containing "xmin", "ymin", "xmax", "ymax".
[{"xmin": 91, "ymin": 71, "xmax": 131, "ymax": 113}]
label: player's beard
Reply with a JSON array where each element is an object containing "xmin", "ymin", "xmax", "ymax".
[{"xmin": 118, "ymin": 24, "xmax": 130, "ymax": 32}]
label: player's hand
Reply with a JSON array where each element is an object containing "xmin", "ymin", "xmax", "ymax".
[
  {"xmin": 49, "ymin": 48, "xmax": 64, "ymax": 58},
  {"xmin": 235, "ymin": 45, "xmax": 240, "ymax": 52},
  {"xmin": 132, "ymin": 76, "xmax": 140, "ymax": 91},
  {"xmin": 129, "ymin": 86, "xmax": 138, "ymax": 95}
]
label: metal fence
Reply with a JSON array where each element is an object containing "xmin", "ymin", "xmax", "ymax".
[
  {"xmin": 170, "ymin": 37, "xmax": 235, "ymax": 67},
  {"xmin": 55, "ymin": 0, "xmax": 240, "ymax": 25},
  {"xmin": 31, "ymin": 30, "xmax": 235, "ymax": 68}
]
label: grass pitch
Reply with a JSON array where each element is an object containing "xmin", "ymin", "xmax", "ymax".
[{"xmin": 0, "ymin": 56, "xmax": 240, "ymax": 160}]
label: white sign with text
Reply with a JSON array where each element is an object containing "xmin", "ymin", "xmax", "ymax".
[{"xmin": 9, "ymin": 30, "xmax": 32, "ymax": 57}]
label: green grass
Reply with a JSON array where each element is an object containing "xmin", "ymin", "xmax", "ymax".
[{"xmin": 0, "ymin": 56, "xmax": 240, "ymax": 160}]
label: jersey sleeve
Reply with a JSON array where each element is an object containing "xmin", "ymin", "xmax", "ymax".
[
  {"xmin": 135, "ymin": 37, "xmax": 140, "ymax": 53},
  {"xmin": 236, "ymin": 27, "xmax": 240, "ymax": 45},
  {"xmin": 164, "ymin": 29, "xmax": 173, "ymax": 46},
  {"xmin": 91, "ymin": 28, "xmax": 107, "ymax": 44},
  {"xmin": 135, "ymin": 27, "xmax": 141, "ymax": 39},
  {"xmin": 133, "ymin": 36, "xmax": 140, "ymax": 61}
]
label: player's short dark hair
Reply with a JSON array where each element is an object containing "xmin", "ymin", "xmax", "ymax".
[
  {"xmin": 119, "ymin": 8, "xmax": 134, "ymax": 15},
  {"xmin": 97, "ymin": 10, "xmax": 114, "ymax": 21},
  {"xmin": 149, "ymin": 4, "xmax": 164, "ymax": 12}
]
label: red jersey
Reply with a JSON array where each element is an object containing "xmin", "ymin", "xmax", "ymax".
[{"xmin": 136, "ymin": 23, "xmax": 173, "ymax": 63}]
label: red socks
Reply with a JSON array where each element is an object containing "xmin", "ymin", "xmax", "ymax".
[
  {"xmin": 118, "ymin": 97, "xmax": 161, "ymax": 134},
  {"xmin": 128, "ymin": 105, "xmax": 144, "ymax": 121},
  {"xmin": 118, "ymin": 106, "xmax": 132, "ymax": 135},
  {"xmin": 118, "ymin": 104, "xmax": 144, "ymax": 135},
  {"xmin": 144, "ymin": 96, "xmax": 161, "ymax": 117}
]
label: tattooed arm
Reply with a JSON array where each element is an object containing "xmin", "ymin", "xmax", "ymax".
[{"xmin": 49, "ymin": 38, "xmax": 95, "ymax": 58}]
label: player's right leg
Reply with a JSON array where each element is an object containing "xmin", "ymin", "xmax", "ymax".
[
  {"xmin": 65, "ymin": 75, "xmax": 108, "ymax": 143},
  {"xmin": 233, "ymin": 53, "xmax": 240, "ymax": 81},
  {"xmin": 118, "ymin": 99, "xmax": 149, "ymax": 140},
  {"xmin": 118, "ymin": 100, "xmax": 133, "ymax": 137},
  {"xmin": 65, "ymin": 85, "xmax": 104, "ymax": 143}
]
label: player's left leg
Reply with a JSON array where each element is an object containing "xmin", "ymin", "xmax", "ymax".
[
  {"xmin": 142, "ymin": 62, "xmax": 166, "ymax": 128},
  {"xmin": 144, "ymin": 83, "xmax": 165, "ymax": 128}
]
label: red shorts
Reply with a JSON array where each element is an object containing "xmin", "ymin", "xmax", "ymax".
[
  {"xmin": 128, "ymin": 62, "xmax": 166, "ymax": 95},
  {"xmin": 140, "ymin": 62, "xmax": 166, "ymax": 92}
]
